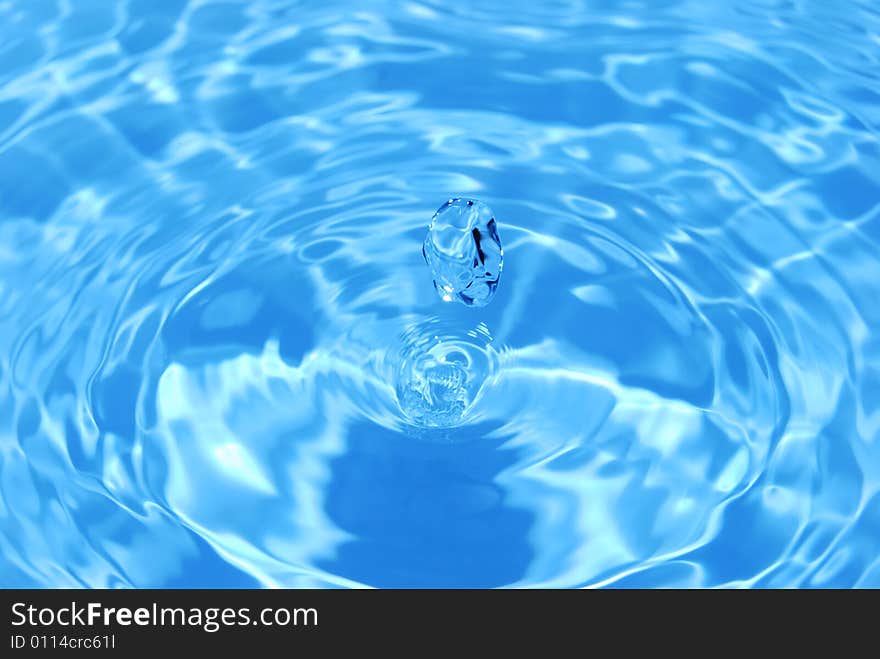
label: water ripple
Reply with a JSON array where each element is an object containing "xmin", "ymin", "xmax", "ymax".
[{"xmin": 0, "ymin": 0, "xmax": 878, "ymax": 588}]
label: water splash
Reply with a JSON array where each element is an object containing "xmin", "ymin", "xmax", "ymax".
[
  {"xmin": 422, "ymin": 198, "xmax": 503, "ymax": 307},
  {"xmin": 1, "ymin": 0, "xmax": 879, "ymax": 589},
  {"xmin": 394, "ymin": 318, "xmax": 496, "ymax": 428}
]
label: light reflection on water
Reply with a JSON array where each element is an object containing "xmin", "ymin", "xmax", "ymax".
[{"xmin": 0, "ymin": 0, "xmax": 879, "ymax": 587}]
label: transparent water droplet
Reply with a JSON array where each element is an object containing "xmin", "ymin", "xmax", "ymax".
[
  {"xmin": 422, "ymin": 198, "xmax": 503, "ymax": 307},
  {"xmin": 394, "ymin": 318, "xmax": 496, "ymax": 428}
]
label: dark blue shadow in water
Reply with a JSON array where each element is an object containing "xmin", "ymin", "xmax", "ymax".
[{"xmin": 319, "ymin": 421, "xmax": 534, "ymax": 588}]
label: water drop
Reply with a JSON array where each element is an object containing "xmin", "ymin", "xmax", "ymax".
[{"xmin": 422, "ymin": 198, "xmax": 503, "ymax": 307}]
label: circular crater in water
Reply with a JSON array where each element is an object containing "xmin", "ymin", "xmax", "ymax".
[{"xmin": 393, "ymin": 318, "xmax": 497, "ymax": 428}]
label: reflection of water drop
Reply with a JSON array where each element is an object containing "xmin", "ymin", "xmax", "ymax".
[
  {"xmin": 422, "ymin": 198, "xmax": 503, "ymax": 307},
  {"xmin": 394, "ymin": 318, "xmax": 496, "ymax": 428}
]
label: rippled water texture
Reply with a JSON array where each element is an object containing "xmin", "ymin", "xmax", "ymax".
[{"xmin": 2, "ymin": 0, "xmax": 880, "ymax": 588}]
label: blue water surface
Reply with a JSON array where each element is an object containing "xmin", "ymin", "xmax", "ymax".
[{"xmin": 1, "ymin": 0, "xmax": 879, "ymax": 588}]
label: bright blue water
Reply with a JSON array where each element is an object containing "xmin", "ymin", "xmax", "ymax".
[{"xmin": 1, "ymin": 0, "xmax": 879, "ymax": 589}]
